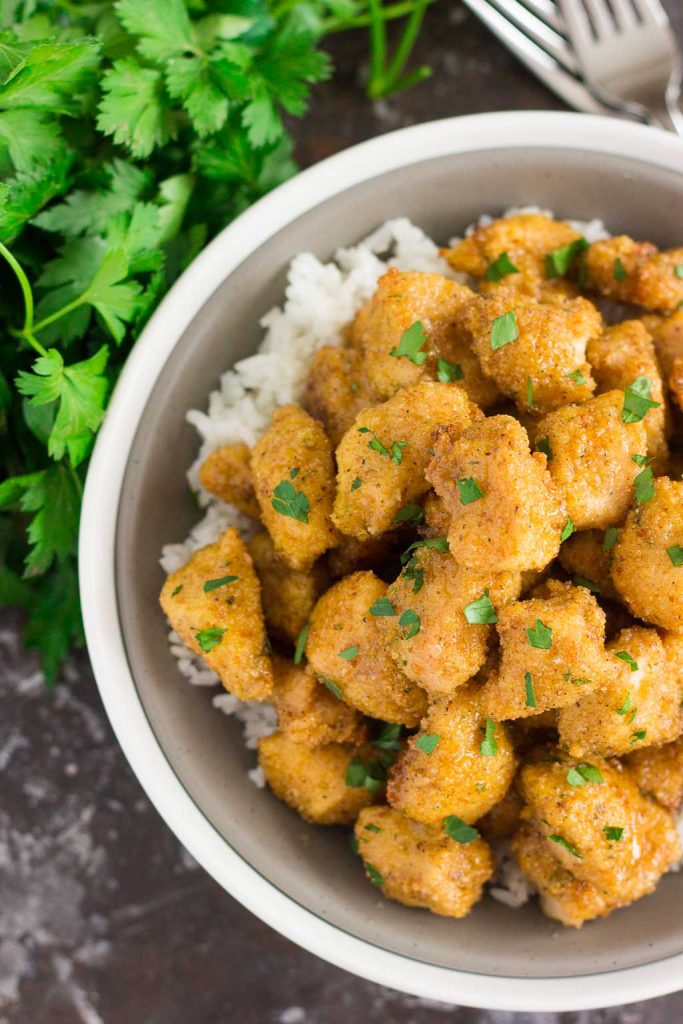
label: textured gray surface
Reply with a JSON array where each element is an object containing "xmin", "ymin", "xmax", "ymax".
[{"xmin": 3, "ymin": 2, "xmax": 683, "ymax": 1020}]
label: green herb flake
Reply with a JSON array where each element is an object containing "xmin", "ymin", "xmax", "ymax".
[
  {"xmin": 171, "ymin": 584, "xmax": 183, "ymax": 598},
  {"xmin": 485, "ymin": 251, "xmax": 519, "ymax": 282},
  {"xmin": 272, "ymin": 479, "xmax": 309, "ymax": 523},
  {"xmin": 369, "ymin": 596, "xmax": 396, "ymax": 617},
  {"xmin": 545, "ymin": 237, "xmax": 589, "ymax": 279},
  {"xmin": 290, "ymin": 467, "xmax": 300, "ymax": 479},
  {"xmin": 548, "ymin": 834, "xmax": 582, "ymax": 859},
  {"xmin": 566, "ymin": 762, "xmax": 604, "ymax": 788},
  {"xmin": 667, "ymin": 546, "xmax": 683, "ymax": 567},
  {"xmin": 389, "ymin": 321, "xmax": 428, "ymax": 365},
  {"xmin": 566, "ymin": 369, "xmax": 587, "ymax": 386},
  {"xmin": 437, "ymin": 358, "xmax": 464, "ymax": 383},
  {"xmin": 366, "ymin": 863, "xmax": 384, "ymax": 887},
  {"xmin": 400, "ymin": 537, "xmax": 449, "ymax": 564},
  {"xmin": 604, "ymin": 826, "xmax": 624, "ymax": 841},
  {"xmin": 572, "ymin": 575, "xmax": 601, "ymax": 594},
  {"xmin": 351, "ymin": 477, "xmax": 362, "ymax": 492},
  {"xmin": 631, "ymin": 453, "xmax": 652, "ymax": 467},
  {"xmin": 346, "ymin": 755, "xmax": 386, "ymax": 794},
  {"xmin": 524, "ymin": 671, "xmax": 537, "ymax": 709},
  {"xmin": 613, "ymin": 256, "xmax": 629, "ymax": 281},
  {"xmin": 633, "ymin": 465, "xmax": 655, "ymax": 506},
  {"xmin": 536, "ymin": 436, "xmax": 553, "ymax": 461},
  {"xmin": 393, "ymin": 502, "xmax": 424, "ymax": 526},
  {"xmin": 373, "ymin": 723, "xmax": 402, "ymax": 752},
  {"xmin": 491, "ymin": 310, "xmax": 519, "ymax": 349},
  {"xmin": 319, "ymin": 676, "xmax": 343, "ymax": 700},
  {"xmin": 630, "ymin": 729, "xmax": 648, "ymax": 745},
  {"xmin": 480, "ymin": 717, "xmax": 498, "ymax": 757},
  {"xmin": 456, "ymin": 477, "xmax": 484, "ymax": 505},
  {"xmin": 365, "ymin": 823, "xmax": 381, "ymax": 833},
  {"xmin": 195, "ymin": 626, "xmax": 226, "ymax": 653},
  {"xmin": 399, "ymin": 608, "xmax": 420, "ymax": 639},
  {"xmin": 526, "ymin": 619, "xmax": 553, "ymax": 649},
  {"xmin": 463, "ymin": 590, "xmax": 497, "ymax": 625},
  {"xmin": 203, "ymin": 574, "xmax": 239, "ymax": 592},
  {"xmin": 294, "ymin": 623, "xmax": 310, "ymax": 666},
  {"xmin": 615, "ymin": 693, "xmax": 632, "ymax": 716},
  {"xmin": 339, "ymin": 644, "xmax": 359, "ymax": 661},
  {"xmin": 560, "ymin": 518, "xmax": 574, "ymax": 543},
  {"xmin": 349, "ymin": 835, "xmax": 359, "ymax": 856},
  {"xmin": 615, "ymin": 651, "xmax": 639, "ymax": 672},
  {"xmin": 603, "ymin": 527, "xmax": 618, "ymax": 551},
  {"xmin": 415, "ymin": 733, "xmax": 440, "ymax": 755},
  {"xmin": 444, "ymin": 816, "xmax": 480, "ymax": 844},
  {"xmin": 622, "ymin": 377, "xmax": 660, "ymax": 424},
  {"xmin": 675, "ymin": 264, "xmax": 683, "ymax": 279}
]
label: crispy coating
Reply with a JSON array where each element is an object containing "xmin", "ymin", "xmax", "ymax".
[
  {"xmin": 258, "ymin": 731, "xmax": 374, "ymax": 825},
  {"xmin": 426, "ymin": 415, "xmax": 565, "ymax": 571},
  {"xmin": 306, "ymin": 571, "xmax": 427, "ymax": 726},
  {"xmin": 350, "ymin": 269, "xmax": 500, "ymax": 404},
  {"xmin": 387, "ymin": 684, "xmax": 517, "ymax": 825},
  {"xmin": 333, "ymin": 381, "xmax": 482, "ymax": 540},
  {"xmin": 461, "ymin": 288, "xmax": 601, "ymax": 414},
  {"xmin": 382, "ymin": 547, "xmax": 522, "ymax": 697},
  {"xmin": 625, "ymin": 737, "xmax": 683, "ymax": 814},
  {"xmin": 198, "ymin": 442, "xmax": 260, "ymax": 517},
  {"xmin": 251, "ymin": 405, "xmax": 339, "ymax": 570},
  {"xmin": 303, "ymin": 345, "xmax": 377, "ymax": 447},
  {"xmin": 481, "ymin": 580, "xmax": 609, "ymax": 719},
  {"xmin": 536, "ymin": 391, "xmax": 647, "ymax": 530},
  {"xmin": 587, "ymin": 321, "xmax": 669, "ymax": 473},
  {"xmin": 354, "ymin": 806, "xmax": 493, "ymax": 918},
  {"xmin": 584, "ymin": 236, "xmax": 683, "ymax": 312},
  {"xmin": 558, "ymin": 529, "xmax": 619, "ymax": 601},
  {"xmin": 160, "ymin": 527, "xmax": 273, "ymax": 701},
  {"xmin": 478, "ymin": 780, "xmax": 524, "ymax": 840},
  {"xmin": 611, "ymin": 477, "xmax": 683, "ymax": 630},
  {"xmin": 647, "ymin": 311, "xmax": 683, "ymax": 415},
  {"xmin": 518, "ymin": 750, "xmax": 681, "ymax": 903},
  {"xmin": 326, "ymin": 532, "xmax": 401, "ymax": 580},
  {"xmin": 419, "ymin": 492, "xmax": 451, "ymax": 538},
  {"xmin": 271, "ymin": 656, "xmax": 366, "ymax": 748},
  {"xmin": 248, "ymin": 530, "xmax": 327, "ymax": 643},
  {"xmin": 442, "ymin": 213, "xmax": 582, "ymax": 299},
  {"xmin": 557, "ymin": 627, "xmax": 682, "ymax": 758}
]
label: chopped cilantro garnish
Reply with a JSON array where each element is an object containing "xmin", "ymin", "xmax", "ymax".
[
  {"xmin": 603, "ymin": 527, "xmax": 618, "ymax": 551},
  {"xmin": 389, "ymin": 321, "xmax": 428, "ymax": 365},
  {"xmin": 566, "ymin": 762, "xmax": 603, "ymax": 787},
  {"xmin": 365, "ymin": 823, "xmax": 381, "ymax": 833},
  {"xmin": 195, "ymin": 626, "xmax": 226, "ymax": 653},
  {"xmin": 548, "ymin": 834, "xmax": 582, "ymax": 859},
  {"xmin": 630, "ymin": 729, "xmax": 647, "ymax": 745},
  {"xmin": 491, "ymin": 310, "xmax": 519, "ymax": 349},
  {"xmin": 485, "ymin": 251, "xmax": 519, "ymax": 282},
  {"xmin": 545, "ymin": 237, "xmax": 589, "ymax": 279},
  {"xmin": 526, "ymin": 619, "xmax": 552, "ymax": 649},
  {"xmin": 536, "ymin": 435, "xmax": 553, "ymax": 460},
  {"xmin": 272, "ymin": 479, "xmax": 309, "ymax": 523},
  {"xmin": 403, "ymin": 557, "xmax": 424, "ymax": 594},
  {"xmin": 631, "ymin": 453, "xmax": 652, "ymax": 466},
  {"xmin": 319, "ymin": 676, "xmax": 343, "ymax": 699},
  {"xmin": 480, "ymin": 717, "xmax": 498, "ymax": 757},
  {"xmin": 203, "ymin": 574, "xmax": 238, "ymax": 592},
  {"xmin": 351, "ymin": 476, "xmax": 362, "ymax": 491},
  {"xmin": 444, "ymin": 816, "xmax": 480, "ymax": 844},
  {"xmin": 566, "ymin": 369, "xmax": 586, "ymax": 385},
  {"xmin": 393, "ymin": 502, "xmax": 424, "ymax": 525},
  {"xmin": 373, "ymin": 723, "xmax": 402, "ymax": 751},
  {"xmin": 615, "ymin": 651, "xmax": 639, "ymax": 672},
  {"xmin": 290, "ymin": 467, "xmax": 300, "ymax": 479},
  {"xmin": 456, "ymin": 477, "xmax": 484, "ymax": 505},
  {"xmin": 346, "ymin": 755, "xmax": 386, "ymax": 794},
  {"xmin": 171, "ymin": 584, "xmax": 183, "ymax": 598},
  {"xmin": 613, "ymin": 256, "xmax": 629, "ymax": 281},
  {"xmin": 615, "ymin": 693, "xmax": 632, "ymax": 716},
  {"xmin": 463, "ymin": 590, "xmax": 497, "ymax": 624},
  {"xmin": 400, "ymin": 537, "xmax": 449, "ymax": 564},
  {"xmin": 524, "ymin": 671, "xmax": 536, "ymax": 709},
  {"xmin": 437, "ymin": 358, "xmax": 464, "ymax": 383},
  {"xmin": 622, "ymin": 377, "xmax": 660, "ymax": 424},
  {"xmin": 604, "ymin": 826, "xmax": 624, "ymax": 842},
  {"xmin": 572, "ymin": 575, "xmax": 601, "ymax": 594},
  {"xmin": 369, "ymin": 596, "xmax": 396, "ymax": 617},
  {"xmin": 560, "ymin": 518, "xmax": 574, "ymax": 542},
  {"xmin": 339, "ymin": 644, "xmax": 359, "ymax": 661},
  {"xmin": 399, "ymin": 608, "xmax": 420, "ymax": 639},
  {"xmin": 294, "ymin": 623, "xmax": 309, "ymax": 665},
  {"xmin": 675, "ymin": 264, "xmax": 683, "ymax": 279},
  {"xmin": 667, "ymin": 546, "xmax": 683, "ymax": 567},
  {"xmin": 349, "ymin": 835, "xmax": 359, "ymax": 856},
  {"xmin": 415, "ymin": 732, "xmax": 440, "ymax": 755},
  {"xmin": 358, "ymin": 427, "xmax": 408, "ymax": 465},
  {"xmin": 633, "ymin": 465, "xmax": 655, "ymax": 505},
  {"xmin": 365, "ymin": 863, "xmax": 384, "ymax": 887}
]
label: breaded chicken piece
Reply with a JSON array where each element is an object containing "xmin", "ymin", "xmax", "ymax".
[
  {"xmin": 160, "ymin": 527, "xmax": 273, "ymax": 701},
  {"xmin": 611, "ymin": 477, "xmax": 683, "ymax": 630},
  {"xmin": 478, "ymin": 781, "xmax": 524, "ymax": 840},
  {"xmin": 512, "ymin": 822, "xmax": 613, "ymax": 928},
  {"xmin": 333, "ymin": 381, "xmax": 482, "ymax": 540},
  {"xmin": 647, "ymin": 311, "xmax": 683, "ymax": 415},
  {"xmin": 304, "ymin": 345, "xmax": 377, "ymax": 447},
  {"xmin": 198, "ymin": 442, "xmax": 260, "ymax": 517},
  {"xmin": 558, "ymin": 529, "xmax": 619, "ymax": 601},
  {"xmin": 557, "ymin": 627, "xmax": 682, "ymax": 758},
  {"xmin": 584, "ymin": 236, "xmax": 683, "ymax": 312},
  {"xmin": 625, "ymin": 737, "xmax": 683, "ymax": 814},
  {"xmin": 587, "ymin": 321, "xmax": 669, "ymax": 473},
  {"xmin": 382, "ymin": 547, "xmax": 522, "ymax": 697},
  {"xmin": 536, "ymin": 391, "xmax": 648, "ymax": 530},
  {"xmin": 442, "ymin": 213, "xmax": 583, "ymax": 299},
  {"xmin": 419, "ymin": 492, "xmax": 451, "ymax": 539},
  {"xmin": 306, "ymin": 571, "xmax": 427, "ymax": 726},
  {"xmin": 248, "ymin": 531, "xmax": 327, "ymax": 644},
  {"xmin": 426, "ymin": 415, "xmax": 565, "ymax": 571},
  {"xmin": 387, "ymin": 684, "xmax": 517, "ymax": 825},
  {"xmin": 663, "ymin": 631, "xmax": 683, "ymax": 702},
  {"xmin": 351, "ymin": 269, "xmax": 499, "ymax": 406},
  {"xmin": 354, "ymin": 806, "xmax": 493, "ymax": 918},
  {"xmin": 461, "ymin": 288, "xmax": 601, "ymax": 414},
  {"xmin": 251, "ymin": 405, "xmax": 339, "ymax": 570},
  {"xmin": 481, "ymin": 580, "xmax": 609, "ymax": 719},
  {"xmin": 258, "ymin": 732, "xmax": 374, "ymax": 825},
  {"xmin": 518, "ymin": 750, "xmax": 681, "ymax": 902},
  {"xmin": 271, "ymin": 656, "xmax": 366, "ymax": 748}
]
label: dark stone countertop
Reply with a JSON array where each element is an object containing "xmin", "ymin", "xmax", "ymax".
[{"xmin": 2, "ymin": 3, "xmax": 683, "ymax": 1020}]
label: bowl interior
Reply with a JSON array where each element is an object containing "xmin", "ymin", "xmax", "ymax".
[{"xmin": 116, "ymin": 144, "xmax": 683, "ymax": 979}]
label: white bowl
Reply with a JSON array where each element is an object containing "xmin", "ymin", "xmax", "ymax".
[{"xmin": 80, "ymin": 111, "xmax": 683, "ymax": 1012}]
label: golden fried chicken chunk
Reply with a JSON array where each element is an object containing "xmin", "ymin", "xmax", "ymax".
[
  {"xmin": 333, "ymin": 381, "xmax": 482, "ymax": 540},
  {"xmin": 517, "ymin": 750, "xmax": 681, "ymax": 908},
  {"xmin": 625, "ymin": 737, "xmax": 683, "ymax": 815},
  {"xmin": 271, "ymin": 656, "xmax": 366, "ymax": 748},
  {"xmin": 382, "ymin": 546, "xmax": 522, "ymax": 697},
  {"xmin": 247, "ymin": 530, "xmax": 327, "ymax": 644},
  {"xmin": 258, "ymin": 732, "xmax": 374, "ymax": 825},
  {"xmin": 558, "ymin": 529, "xmax": 619, "ymax": 601},
  {"xmin": 306, "ymin": 571, "xmax": 427, "ymax": 726},
  {"xmin": 536, "ymin": 391, "xmax": 648, "ymax": 530},
  {"xmin": 442, "ymin": 213, "xmax": 583, "ymax": 299},
  {"xmin": 354, "ymin": 806, "xmax": 493, "ymax": 918},
  {"xmin": 251, "ymin": 404, "xmax": 339, "ymax": 570},
  {"xmin": 647, "ymin": 311, "xmax": 683, "ymax": 415},
  {"xmin": 387, "ymin": 684, "xmax": 517, "ymax": 825},
  {"xmin": 461, "ymin": 288, "xmax": 601, "ymax": 414},
  {"xmin": 587, "ymin": 321, "xmax": 668, "ymax": 473},
  {"xmin": 557, "ymin": 627, "xmax": 682, "ymax": 758},
  {"xmin": 303, "ymin": 345, "xmax": 377, "ymax": 447},
  {"xmin": 611, "ymin": 476, "xmax": 683, "ymax": 630},
  {"xmin": 198, "ymin": 442, "xmax": 260, "ymax": 517},
  {"xmin": 160, "ymin": 527, "xmax": 272, "ymax": 701},
  {"xmin": 584, "ymin": 236, "xmax": 683, "ymax": 312},
  {"xmin": 426, "ymin": 415, "xmax": 565, "ymax": 571},
  {"xmin": 419, "ymin": 492, "xmax": 451, "ymax": 539},
  {"xmin": 481, "ymin": 580, "xmax": 609, "ymax": 719},
  {"xmin": 478, "ymin": 781, "xmax": 524, "ymax": 840}
]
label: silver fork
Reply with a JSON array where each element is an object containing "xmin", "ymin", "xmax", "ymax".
[{"xmin": 557, "ymin": 0, "xmax": 683, "ymax": 133}]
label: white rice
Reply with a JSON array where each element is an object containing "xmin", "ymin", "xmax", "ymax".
[{"xmin": 159, "ymin": 210, "xmax": 677, "ymax": 911}]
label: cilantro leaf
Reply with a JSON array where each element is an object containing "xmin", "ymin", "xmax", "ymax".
[
  {"xmin": 463, "ymin": 590, "xmax": 496, "ymax": 624},
  {"xmin": 116, "ymin": 0, "xmax": 194, "ymax": 63},
  {"xmin": 0, "ymin": 110, "xmax": 63, "ymax": 173},
  {"xmin": 524, "ymin": 671, "xmax": 536, "ymax": 708},
  {"xmin": 389, "ymin": 320, "xmax": 428, "ymax": 365},
  {"xmin": 415, "ymin": 732, "xmax": 439, "ymax": 755},
  {"xmin": 97, "ymin": 59, "xmax": 172, "ymax": 158},
  {"xmin": 548, "ymin": 834, "xmax": 582, "ymax": 859},
  {"xmin": 271, "ymin": 478, "xmax": 309, "ymax": 523},
  {"xmin": 0, "ymin": 464, "xmax": 80, "ymax": 576},
  {"xmin": 0, "ymin": 40, "xmax": 99, "ymax": 114},
  {"xmin": 622, "ymin": 377, "xmax": 660, "ymax": 424},
  {"xmin": 436, "ymin": 358, "xmax": 463, "ymax": 382},
  {"xmin": 195, "ymin": 626, "xmax": 227, "ymax": 652},
  {"xmin": 485, "ymin": 251, "xmax": 518, "ymax": 282},
  {"xmin": 479, "ymin": 716, "xmax": 498, "ymax": 757},
  {"xmin": 527, "ymin": 618, "xmax": 552, "ymax": 649},
  {"xmin": 456, "ymin": 476, "xmax": 483, "ymax": 505},
  {"xmin": 444, "ymin": 816, "xmax": 480, "ymax": 844},
  {"xmin": 23, "ymin": 560, "xmax": 84, "ymax": 683},
  {"xmin": 667, "ymin": 546, "xmax": 683, "ymax": 567},
  {"xmin": 545, "ymin": 237, "xmax": 588, "ymax": 279},
  {"xmin": 398, "ymin": 608, "xmax": 420, "ymax": 639},
  {"xmin": 490, "ymin": 310, "xmax": 518, "ymax": 349},
  {"xmin": 632, "ymin": 464, "xmax": 655, "ymax": 505}
]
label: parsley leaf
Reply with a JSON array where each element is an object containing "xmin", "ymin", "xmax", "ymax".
[
  {"xmin": 294, "ymin": 623, "xmax": 309, "ymax": 665},
  {"xmin": 603, "ymin": 527, "xmax": 618, "ymax": 551},
  {"xmin": 389, "ymin": 320, "xmax": 428, "ymax": 365},
  {"xmin": 346, "ymin": 755, "xmax": 387, "ymax": 794},
  {"xmin": 318, "ymin": 675, "xmax": 343, "ymax": 699},
  {"xmin": 548, "ymin": 834, "xmax": 582, "ymax": 859},
  {"xmin": 491, "ymin": 310, "xmax": 518, "ymax": 349},
  {"xmin": 365, "ymin": 863, "xmax": 384, "ymax": 887},
  {"xmin": 339, "ymin": 644, "xmax": 359, "ymax": 661},
  {"xmin": 444, "ymin": 816, "xmax": 480, "ymax": 844},
  {"xmin": 203, "ymin": 574, "xmax": 239, "ymax": 592},
  {"xmin": 560, "ymin": 517, "xmax": 574, "ymax": 542},
  {"xmin": 524, "ymin": 671, "xmax": 536, "ymax": 708},
  {"xmin": 463, "ymin": 590, "xmax": 497, "ymax": 625},
  {"xmin": 271, "ymin": 479, "xmax": 309, "ymax": 523},
  {"xmin": 0, "ymin": 465, "xmax": 80, "ymax": 576},
  {"xmin": 632, "ymin": 465, "xmax": 655, "ymax": 505},
  {"xmin": 195, "ymin": 626, "xmax": 227, "ymax": 652},
  {"xmin": 392, "ymin": 502, "xmax": 424, "ymax": 525},
  {"xmin": 566, "ymin": 762, "xmax": 603, "ymax": 787},
  {"xmin": 456, "ymin": 476, "xmax": 483, "ymax": 505},
  {"xmin": 369, "ymin": 596, "xmax": 396, "ymax": 617},
  {"xmin": 437, "ymin": 358, "xmax": 463, "ymax": 382},
  {"xmin": 526, "ymin": 619, "xmax": 552, "ymax": 649},
  {"xmin": 536, "ymin": 435, "xmax": 553, "ymax": 460},
  {"xmin": 566, "ymin": 369, "xmax": 586, "ymax": 386},
  {"xmin": 415, "ymin": 732, "xmax": 439, "ymax": 755},
  {"xmin": 604, "ymin": 826, "xmax": 624, "ymax": 842},
  {"xmin": 615, "ymin": 651, "xmax": 639, "ymax": 672},
  {"xmin": 485, "ymin": 251, "xmax": 518, "ymax": 282},
  {"xmin": 480, "ymin": 717, "xmax": 498, "ymax": 757},
  {"xmin": 667, "ymin": 546, "xmax": 683, "ymax": 567},
  {"xmin": 613, "ymin": 256, "xmax": 628, "ymax": 281},
  {"xmin": 622, "ymin": 377, "xmax": 660, "ymax": 424},
  {"xmin": 545, "ymin": 237, "xmax": 588, "ymax": 279},
  {"xmin": 398, "ymin": 608, "xmax": 420, "ymax": 639},
  {"xmin": 97, "ymin": 59, "xmax": 172, "ymax": 159}
]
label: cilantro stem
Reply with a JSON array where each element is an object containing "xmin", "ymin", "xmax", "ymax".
[
  {"xmin": 30, "ymin": 295, "xmax": 87, "ymax": 336},
  {"xmin": 0, "ymin": 242, "xmax": 47, "ymax": 358},
  {"xmin": 365, "ymin": 0, "xmax": 432, "ymax": 99},
  {"xmin": 368, "ymin": 0, "xmax": 388, "ymax": 97},
  {"xmin": 383, "ymin": 0, "xmax": 431, "ymax": 88},
  {"xmin": 323, "ymin": 0, "xmax": 438, "ymax": 33}
]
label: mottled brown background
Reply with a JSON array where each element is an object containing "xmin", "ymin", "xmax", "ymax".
[{"xmin": 3, "ymin": 3, "xmax": 683, "ymax": 1021}]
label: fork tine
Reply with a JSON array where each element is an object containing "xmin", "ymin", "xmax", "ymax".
[
  {"xmin": 630, "ymin": 0, "xmax": 669, "ymax": 26},
  {"xmin": 515, "ymin": 0, "xmax": 565, "ymax": 34},
  {"xmin": 608, "ymin": 0, "xmax": 638, "ymax": 30},
  {"xmin": 488, "ymin": 0, "xmax": 576, "ymax": 70},
  {"xmin": 556, "ymin": 0, "xmax": 594, "ymax": 50},
  {"xmin": 581, "ymin": 0, "xmax": 617, "ymax": 39}
]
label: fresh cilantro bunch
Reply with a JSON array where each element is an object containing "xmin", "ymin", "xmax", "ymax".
[{"xmin": 0, "ymin": 0, "xmax": 434, "ymax": 681}]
